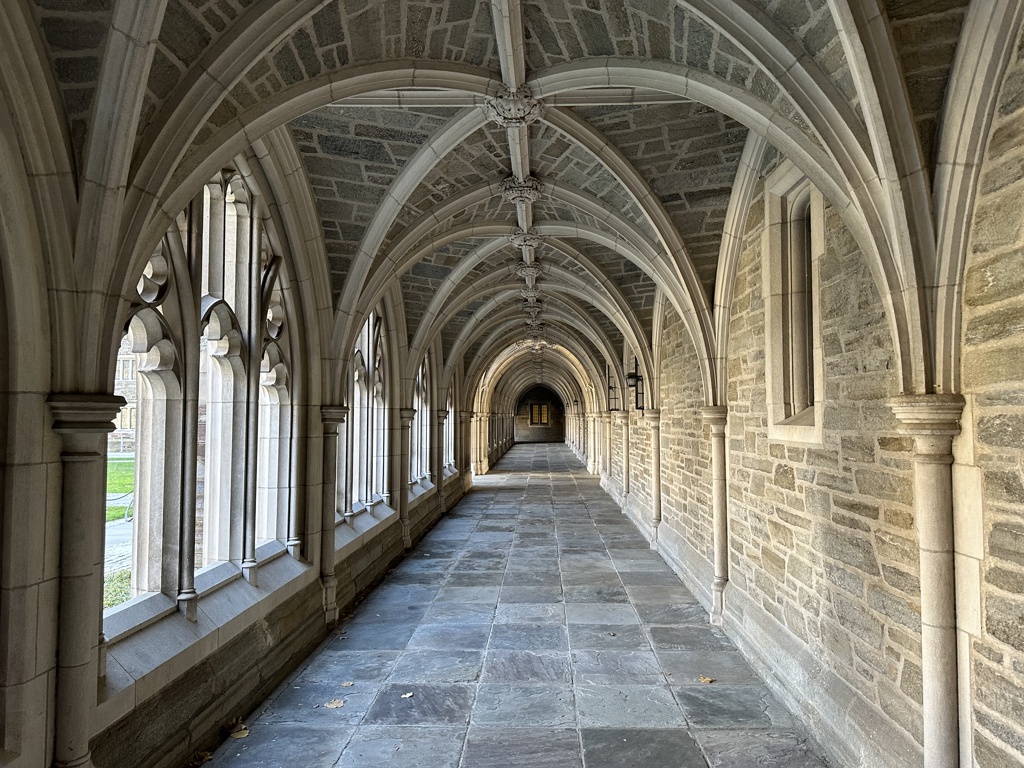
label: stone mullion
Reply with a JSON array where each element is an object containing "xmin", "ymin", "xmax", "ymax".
[
  {"xmin": 701, "ymin": 406, "xmax": 729, "ymax": 626},
  {"xmin": 48, "ymin": 394, "xmax": 124, "ymax": 768},
  {"xmin": 241, "ymin": 199, "xmax": 261, "ymax": 584},
  {"xmin": 889, "ymin": 394, "xmax": 964, "ymax": 768},
  {"xmin": 177, "ymin": 190, "xmax": 206, "ymax": 620}
]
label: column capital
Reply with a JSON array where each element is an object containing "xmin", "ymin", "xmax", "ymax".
[
  {"xmin": 435, "ymin": 408, "xmax": 449, "ymax": 425},
  {"xmin": 644, "ymin": 409, "xmax": 661, "ymax": 425},
  {"xmin": 888, "ymin": 394, "xmax": 965, "ymax": 436},
  {"xmin": 48, "ymin": 393, "xmax": 126, "ymax": 434},
  {"xmin": 613, "ymin": 411, "xmax": 629, "ymax": 426},
  {"xmin": 320, "ymin": 405, "xmax": 349, "ymax": 426},
  {"xmin": 699, "ymin": 405, "xmax": 728, "ymax": 427},
  {"xmin": 459, "ymin": 410, "xmax": 472, "ymax": 423},
  {"xmin": 399, "ymin": 407, "xmax": 417, "ymax": 427}
]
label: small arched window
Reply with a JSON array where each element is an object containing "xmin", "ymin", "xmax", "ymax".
[{"xmin": 351, "ymin": 308, "xmax": 389, "ymax": 507}]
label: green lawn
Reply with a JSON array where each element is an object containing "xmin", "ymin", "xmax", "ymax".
[
  {"xmin": 103, "ymin": 569, "xmax": 131, "ymax": 608},
  {"xmin": 105, "ymin": 505, "xmax": 131, "ymax": 523},
  {"xmin": 106, "ymin": 459, "xmax": 135, "ymax": 494}
]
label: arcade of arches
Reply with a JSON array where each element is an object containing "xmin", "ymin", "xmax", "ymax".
[{"xmin": 2, "ymin": 1, "xmax": 1024, "ymax": 766}]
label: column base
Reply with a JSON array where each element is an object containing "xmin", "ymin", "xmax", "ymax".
[
  {"xmin": 710, "ymin": 577, "xmax": 728, "ymax": 627},
  {"xmin": 242, "ymin": 560, "xmax": 259, "ymax": 587},
  {"xmin": 322, "ymin": 574, "xmax": 339, "ymax": 624}
]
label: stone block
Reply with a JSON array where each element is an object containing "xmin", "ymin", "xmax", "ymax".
[
  {"xmin": 855, "ymin": 469, "xmax": 912, "ymax": 505},
  {"xmin": 833, "ymin": 594, "xmax": 882, "ymax": 647},
  {"xmin": 815, "ymin": 525, "xmax": 880, "ymax": 576}
]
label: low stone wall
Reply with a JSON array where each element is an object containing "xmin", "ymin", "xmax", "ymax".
[{"xmin": 90, "ymin": 483, "xmax": 467, "ymax": 768}]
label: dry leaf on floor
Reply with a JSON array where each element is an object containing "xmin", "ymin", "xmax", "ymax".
[
  {"xmin": 227, "ymin": 718, "xmax": 249, "ymax": 738},
  {"xmin": 187, "ymin": 750, "xmax": 212, "ymax": 766},
  {"xmin": 401, "ymin": 692, "xmax": 414, "ymax": 699},
  {"xmin": 341, "ymin": 681, "xmax": 354, "ymax": 687},
  {"xmin": 324, "ymin": 699, "xmax": 346, "ymax": 709},
  {"xmin": 698, "ymin": 676, "xmax": 716, "ymax": 684}
]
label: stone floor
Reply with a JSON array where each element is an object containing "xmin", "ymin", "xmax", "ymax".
[{"xmin": 212, "ymin": 444, "xmax": 832, "ymax": 767}]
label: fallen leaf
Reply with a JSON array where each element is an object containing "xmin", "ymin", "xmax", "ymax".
[
  {"xmin": 230, "ymin": 726, "xmax": 249, "ymax": 739},
  {"xmin": 227, "ymin": 717, "xmax": 249, "ymax": 739},
  {"xmin": 608, "ymin": 632, "xmax": 616, "ymax": 636},
  {"xmin": 187, "ymin": 750, "xmax": 212, "ymax": 766},
  {"xmin": 401, "ymin": 692, "xmax": 414, "ymax": 699},
  {"xmin": 341, "ymin": 681, "xmax": 355, "ymax": 687},
  {"xmin": 698, "ymin": 676, "xmax": 716, "ymax": 684},
  {"xmin": 324, "ymin": 699, "xmax": 346, "ymax": 709}
]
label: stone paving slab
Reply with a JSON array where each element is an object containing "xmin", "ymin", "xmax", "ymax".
[{"xmin": 211, "ymin": 443, "xmax": 832, "ymax": 768}]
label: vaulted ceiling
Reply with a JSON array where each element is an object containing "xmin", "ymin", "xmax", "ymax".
[{"xmin": 26, "ymin": 0, "xmax": 971, "ymax": 404}]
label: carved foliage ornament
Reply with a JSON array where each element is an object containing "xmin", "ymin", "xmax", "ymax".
[
  {"xmin": 483, "ymin": 86, "xmax": 544, "ymax": 127},
  {"xmin": 520, "ymin": 287, "xmax": 542, "ymax": 301},
  {"xmin": 509, "ymin": 227, "xmax": 544, "ymax": 249},
  {"xmin": 514, "ymin": 260, "xmax": 542, "ymax": 279},
  {"xmin": 500, "ymin": 175, "xmax": 544, "ymax": 205}
]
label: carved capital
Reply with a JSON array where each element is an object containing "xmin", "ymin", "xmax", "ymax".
[
  {"xmin": 483, "ymin": 86, "xmax": 544, "ymax": 127},
  {"xmin": 699, "ymin": 405, "xmax": 728, "ymax": 431},
  {"xmin": 321, "ymin": 405, "xmax": 349, "ymax": 426},
  {"xmin": 500, "ymin": 175, "xmax": 544, "ymax": 204},
  {"xmin": 399, "ymin": 407, "xmax": 417, "ymax": 427},
  {"xmin": 48, "ymin": 394, "xmax": 126, "ymax": 453}
]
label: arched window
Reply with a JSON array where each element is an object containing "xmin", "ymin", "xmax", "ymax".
[
  {"xmin": 351, "ymin": 307, "xmax": 389, "ymax": 507},
  {"xmin": 410, "ymin": 357, "xmax": 430, "ymax": 485},
  {"xmin": 103, "ymin": 166, "xmax": 303, "ymax": 629},
  {"xmin": 764, "ymin": 161, "xmax": 824, "ymax": 444},
  {"xmin": 444, "ymin": 385, "xmax": 456, "ymax": 469}
]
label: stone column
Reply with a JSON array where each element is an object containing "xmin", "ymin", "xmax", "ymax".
[
  {"xmin": 645, "ymin": 409, "xmax": 662, "ymax": 547},
  {"xmin": 889, "ymin": 394, "xmax": 964, "ymax": 768},
  {"xmin": 459, "ymin": 410, "xmax": 472, "ymax": 488},
  {"xmin": 48, "ymin": 394, "xmax": 125, "ymax": 768},
  {"xmin": 398, "ymin": 407, "xmax": 416, "ymax": 548},
  {"xmin": 700, "ymin": 406, "xmax": 729, "ymax": 626},
  {"xmin": 598, "ymin": 411, "xmax": 606, "ymax": 479},
  {"xmin": 434, "ymin": 409, "xmax": 448, "ymax": 507},
  {"xmin": 320, "ymin": 406, "xmax": 347, "ymax": 624},
  {"xmin": 614, "ymin": 411, "xmax": 629, "ymax": 504}
]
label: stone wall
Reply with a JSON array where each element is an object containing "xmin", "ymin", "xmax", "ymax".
[
  {"xmin": 656, "ymin": 308, "xmax": 714, "ymax": 595},
  {"xmin": 602, "ymin": 179, "xmax": 926, "ymax": 767},
  {"xmin": 961, "ymin": 30, "xmax": 1024, "ymax": 766},
  {"xmin": 720, "ymin": 189, "xmax": 920, "ymax": 767},
  {"xmin": 514, "ymin": 388, "xmax": 565, "ymax": 443}
]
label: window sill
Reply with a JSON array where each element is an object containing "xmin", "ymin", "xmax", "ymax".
[
  {"xmin": 98, "ymin": 550, "xmax": 315, "ymax": 734},
  {"xmin": 767, "ymin": 404, "xmax": 824, "ymax": 446}
]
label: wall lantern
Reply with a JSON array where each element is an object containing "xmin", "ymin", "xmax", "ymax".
[{"xmin": 625, "ymin": 356, "xmax": 644, "ymax": 411}]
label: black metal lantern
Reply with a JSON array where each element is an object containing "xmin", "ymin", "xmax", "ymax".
[
  {"xmin": 624, "ymin": 357, "xmax": 639, "ymax": 388},
  {"xmin": 607, "ymin": 364, "xmax": 619, "ymax": 411}
]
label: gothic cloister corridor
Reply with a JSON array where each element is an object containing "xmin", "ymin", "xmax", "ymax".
[
  {"xmin": 5, "ymin": 2, "xmax": 1024, "ymax": 767},
  {"xmin": 213, "ymin": 444, "xmax": 827, "ymax": 768}
]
